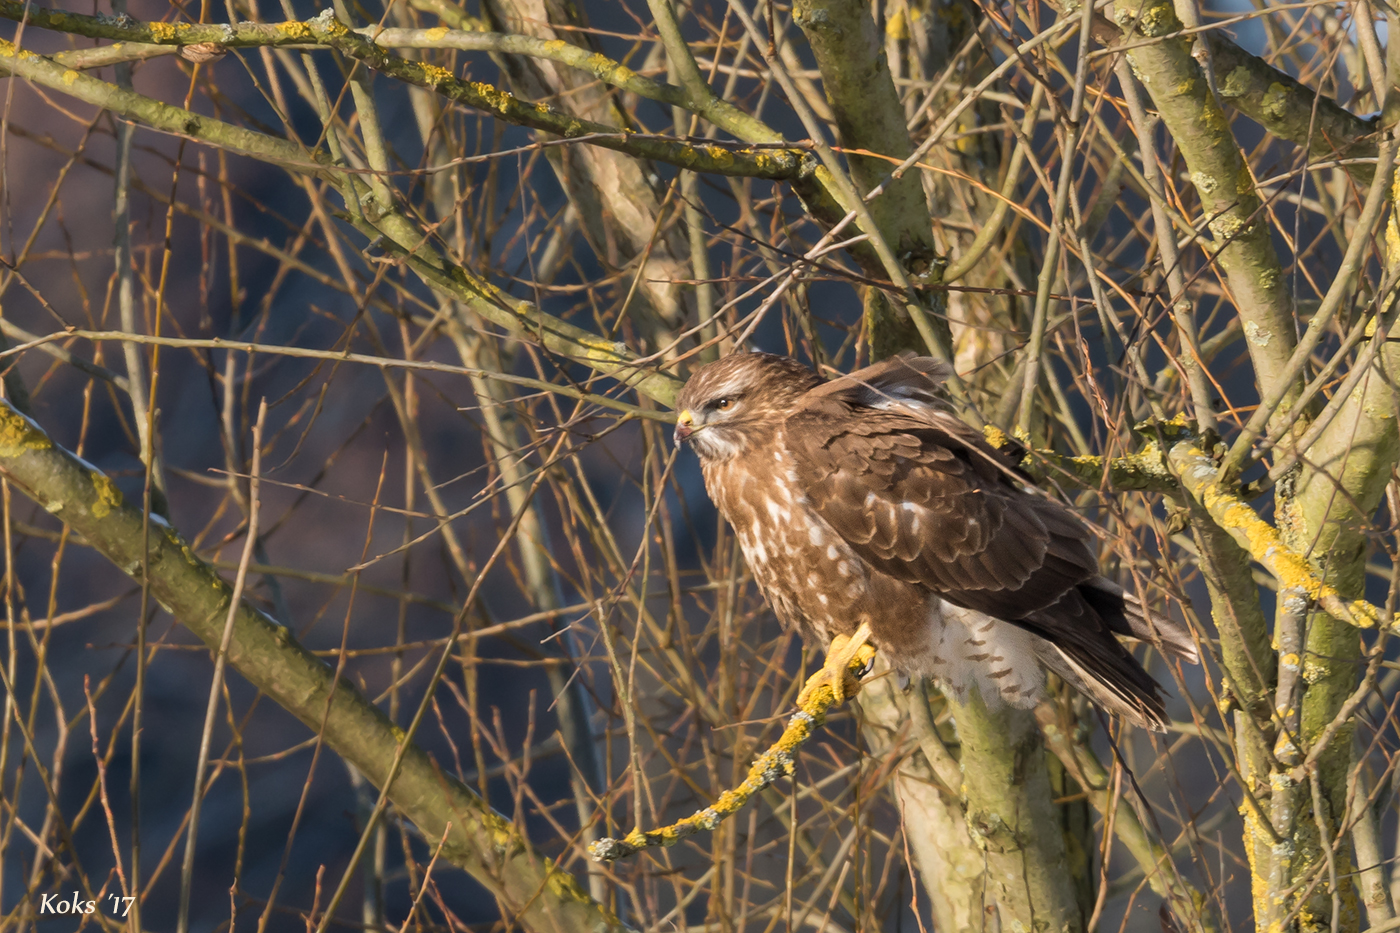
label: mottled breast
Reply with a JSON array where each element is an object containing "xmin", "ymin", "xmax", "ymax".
[{"xmin": 700, "ymin": 429, "xmax": 871, "ymax": 643}]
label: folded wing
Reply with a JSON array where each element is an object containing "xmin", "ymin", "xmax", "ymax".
[{"xmin": 784, "ymin": 358, "xmax": 1197, "ymax": 730}]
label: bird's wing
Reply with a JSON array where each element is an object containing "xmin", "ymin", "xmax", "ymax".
[
  {"xmin": 784, "ymin": 405, "xmax": 1098, "ymax": 620},
  {"xmin": 804, "ymin": 352, "xmax": 953, "ymax": 413}
]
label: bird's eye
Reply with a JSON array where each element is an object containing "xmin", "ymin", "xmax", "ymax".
[{"xmin": 713, "ymin": 398, "xmax": 732, "ymax": 411}]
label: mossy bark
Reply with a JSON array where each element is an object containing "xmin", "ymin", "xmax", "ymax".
[
  {"xmin": 1113, "ymin": 0, "xmax": 1302, "ymax": 432},
  {"xmin": 857, "ymin": 666, "xmax": 992, "ymax": 933},
  {"xmin": 1208, "ymin": 37, "xmax": 1377, "ymax": 183},
  {"xmin": 792, "ymin": 0, "xmax": 950, "ymax": 355},
  {"xmin": 790, "ymin": 0, "xmax": 932, "ymax": 261},
  {"xmin": 1187, "ymin": 505, "xmax": 1279, "ymax": 925},
  {"xmin": 1112, "ymin": 9, "xmax": 1343, "ymax": 925},
  {"xmin": 1283, "ymin": 309, "xmax": 1400, "ymax": 931},
  {"xmin": 957, "ymin": 690, "xmax": 1084, "ymax": 932},
  {"xmin": 1171, "ymin": 380, "xmax": 1400, "ymax": 933},
  {"xmin": 1037, "ymin": 0, "xmax": 1376, "ymax": 184}
]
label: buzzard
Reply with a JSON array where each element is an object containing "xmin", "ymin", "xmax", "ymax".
[{"xmin": 674, "ymin": 352, "xmax": 1197, "ymax": 731}]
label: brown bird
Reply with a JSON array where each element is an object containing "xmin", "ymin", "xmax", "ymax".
[{"xmin": 674, "ymin": 351, "xmax": 1197, "ymax": 731}]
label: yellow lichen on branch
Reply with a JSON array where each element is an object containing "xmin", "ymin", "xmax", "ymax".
[
  {"xmin": 981, "ymin": 424, "xmax": 1178, "ymax": 492},
  {"xmin": 1168, "ymin": 441, "xmax": 1385, "ymax": 629},
  {"xmin": 587, "ymin": 650, "xmax": 871, "ymax": 862},
  {"xmin": 306, "ymin": 23, "xmax": 804, "ymax": 180},
  {"xmin": 0, "ymin": 405, "xmax": 53, "ymax": 457}
]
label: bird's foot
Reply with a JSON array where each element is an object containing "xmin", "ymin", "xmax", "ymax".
[{"xmin": 796, "ymin": 622, "xmax": 876, "ymax": 709}]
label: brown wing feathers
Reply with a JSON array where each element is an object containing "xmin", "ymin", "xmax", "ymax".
[
  {"xmin": 790, "ymin": 412, "xmax": 1095, "ymax": 620},
  {"xmin": 786, "ymin": 357, "xmax": 1195, "ymax": 730},
  {"xmin": 805, "ymin": 353, "xmax": 954, "ymax": 413}
]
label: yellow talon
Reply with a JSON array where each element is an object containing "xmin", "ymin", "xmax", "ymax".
[{"xmin": 796, "ymin": 621, "xmax": 876, "ymax": 708}]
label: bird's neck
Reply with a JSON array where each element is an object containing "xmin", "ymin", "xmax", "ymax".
[{"xmin": 700, "ymin": 434, "xmax": 784, "ymax": 521}]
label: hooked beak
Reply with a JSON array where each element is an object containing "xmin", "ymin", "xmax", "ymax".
[{"xmin": 674, "ymin": 409, "xmax": 695, "ymax": 444}]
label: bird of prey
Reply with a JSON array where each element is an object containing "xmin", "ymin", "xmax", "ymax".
[{"xmin": 673, "ymin": 351, "xmax": 1197, "ymax": 731}]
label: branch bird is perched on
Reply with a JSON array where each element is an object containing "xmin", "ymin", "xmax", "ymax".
[{"xmin": 675, "ymin": 351, "xmax": 1198, "ymax": 731}]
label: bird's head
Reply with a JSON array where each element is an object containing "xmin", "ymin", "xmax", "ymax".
[{"xmin": 674, "ymin": 353, "xmax": 820, "ymax": 461}]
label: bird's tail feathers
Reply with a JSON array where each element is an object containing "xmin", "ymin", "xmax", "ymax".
[
  {"xmin": 1081, "ymin": 579, "xmax": 1199, "ymax": 665},
  {"xmin": 1036, "ymin": 642, "xmax": 1170, "ymax": 733}
]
